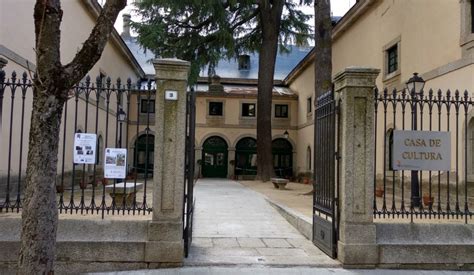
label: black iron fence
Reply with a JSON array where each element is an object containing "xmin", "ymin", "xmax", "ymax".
[
  {"xmin": 0, "ymin": 68, "xmax": 156, "ymax": 217},
  {"xmin": 374, "ymin": 87, "xmax": 473, "ymax": 223}
]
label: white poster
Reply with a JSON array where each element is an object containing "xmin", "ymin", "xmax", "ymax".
[
  {"xmin": 73, "ymin": 133, "xmax": 97, "ymax": 164},
  {"xmin": 104, "ymin": 148, "xmax": 127, "ymax": 179},
  {"xmin": 392, "ymin": 130, "xmax": 451, "ymax": 171}
]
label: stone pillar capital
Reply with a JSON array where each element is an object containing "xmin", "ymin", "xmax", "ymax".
[
  {"xmin": 153, "ymin": 58, "xmax": 191, "ymax": 81},
  {"xmin": 333, "ymin": 67, "xmax": 380, "ymax": 93}
]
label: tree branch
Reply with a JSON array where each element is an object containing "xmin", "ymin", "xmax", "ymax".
[{"xmin": 63, "ymin": 0, "xmax": 126, "ymax": 87}]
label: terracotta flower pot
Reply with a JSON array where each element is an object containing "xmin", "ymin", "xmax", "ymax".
[
  {"xmin": 375, "ymin": 189, "xmax": 384, "ymax": 197},
  {"xmin": 423, "ymin": 196, "xmax": 434, "ymax": 206},
  {"xmin": 79, "ymin": 181, "xmax": 88, "ymax": 190},
  {"xmin": 56, "ymin": 185, "xmax": 64, "ymax": 194}
]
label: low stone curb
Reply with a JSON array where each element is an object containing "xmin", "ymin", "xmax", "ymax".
[{"xmin": 263, "ymin": 197, "xmax": 313, "ymax": 241}]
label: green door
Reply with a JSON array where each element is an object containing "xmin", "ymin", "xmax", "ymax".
[
  {"xmin": 134, "ymin": 134, "xmax": 154, "ymax": 176},
  {"xmin": 202, "ymin": 136, "xmax": 228, "ymax": 178},
  {"xmin": 272, "ymin": 138, "xmax": 293, "ymax": 178},
  {"xmin": 235, "ymin": 137, "xmax": 257, "ymax": 175}
]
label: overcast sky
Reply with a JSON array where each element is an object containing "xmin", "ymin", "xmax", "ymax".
[{"xmin": 113, "ymin": 0, "xmax": 357, "ymax": 33}]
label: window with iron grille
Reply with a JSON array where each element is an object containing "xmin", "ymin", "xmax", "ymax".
[
  {"xmin": 307, "ymin": 97, "xmax": 312, "ymax": 114},
  {"xmin": 275, "ymin": 104, "xmax": 288, "ymax": 118},
  {"xmin": 387, "ymin": 45, "xmax": 398, "ymax": 74},
  {"xmin": 242, "ymin": 103, "xmax": 256, "ymax": 117},
  {"xmin": 209, "ymin": 102, "xmax": 223, "ymax": 116},
  {"xmin": 141, "ymin": 99, "xmax": 155, "ymax": 113},
  {"xmin": 238, "ymin": 55, "xmax": 250, "ymax": 70}
]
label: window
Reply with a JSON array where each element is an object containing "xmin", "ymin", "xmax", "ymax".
[
  {"xmin": 238, "ymin": 55, "xmax": 250, "ymax": 70},
  {"xmin": 275, "ymin": 104, "xmax": 288, "ymax": 118},
  {"xmin": 307, "ymin": 97, "xmax": 312, "ymax": 114},
  {"xmin": 242, "ymin": 103, "xmax": 256, "ymax": 117},
  {"xmin": 387, "ymin": 45, "xmax": 398, "ymax": 74},
  {"xmin": 141, "ymin": 99, "xmax": 155, "ymax": 113},
  {"xmin": 209, "ymin": 102, "xmax": 223, "ymax": 116}
]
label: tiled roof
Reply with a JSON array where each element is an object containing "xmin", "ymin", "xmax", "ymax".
[{"xmin": 122, "ymin": 36, "xmax": 311, "ymax": 81}]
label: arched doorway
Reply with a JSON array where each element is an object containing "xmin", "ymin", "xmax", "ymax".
[
  {"xmin": 235, "ymin": 137, "xmax": 257, "ymax": 176},
  {"xmin": 272, "ymin": 138, "xmax": 293, "ymax": 178},
  {"xmin": 202, "ymin": 136, "xmax": 228, "ymax": 178},
  {"xmin": 134, "ymin": 134, "xmax": 154, "ymax": 175}
]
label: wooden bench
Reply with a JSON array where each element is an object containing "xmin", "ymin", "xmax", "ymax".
[
  {"xmin": 271, "ymin": 178, "xmax": 289, "ymax": 190},
  {"xmin": 105, "ymin": 182, "xmax": 144, "ymax": 205}
]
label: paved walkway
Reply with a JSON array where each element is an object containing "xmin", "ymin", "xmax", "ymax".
[{"xmin": 185, "ymin": 179, "xmax": 339, "ymax": 267}]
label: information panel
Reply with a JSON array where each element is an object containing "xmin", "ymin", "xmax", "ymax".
[
  {"xmin": 104, "ymin": 148, "xmax": 127, "ymax": 179},
  {"xmin": 73, "ymin": 133, "xmax": 97, "ymax": 164},
  {"xmin": 392, "ymin": 130, "xmax": 451, "ymax": 171}
]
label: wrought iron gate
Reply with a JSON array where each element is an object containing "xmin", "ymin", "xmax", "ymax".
[
  {"xmin": 313, "ymin": 91, "xmax": 339, "ymax": 258},
  {"xmin": 183, "ymin": 89, "xmax": 196, "ymax": 257}
]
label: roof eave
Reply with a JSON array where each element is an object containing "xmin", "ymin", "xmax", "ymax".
[
  {"xmin": 283, "ymin": 0, "xmax": 379, "ymax": 85},
  {"xmin": 81, "ymin": 0, "xmax": 145, "ymax": 78}
]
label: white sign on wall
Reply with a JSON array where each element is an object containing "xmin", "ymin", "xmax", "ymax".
[
  {"xmin": 392, "ymin": 130, "xmax": 451, "ymax": 171},
  {"xmin": 73, "ymin": 133, "xmax": 97, "ymax": 164},
  {"xmin": 104, "ymin": 148, "xmax": 127, "ymax": 179}
]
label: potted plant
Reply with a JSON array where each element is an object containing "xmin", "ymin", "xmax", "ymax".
[
  {"xmin": 423, "ymin": 195, "xmax": 434, "ymax": 206},
  {"xmin": 79, "ymin": 181, "xmax": 88, "ymax": 190},
  {"xmin": 375, "ymin": 188, "xmax": 384, "ymax": 197}
]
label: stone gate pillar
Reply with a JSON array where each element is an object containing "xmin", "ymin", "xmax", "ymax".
[
  {"xmin": 146, "ymin": 58, "xmax": 190, "ymax": 266},
  {"xmin": 334, "ymin": 67, "xmax": 380, "ymax": 266}
]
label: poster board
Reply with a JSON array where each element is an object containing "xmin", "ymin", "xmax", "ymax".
[
  {"xmin": 73, "ymin": 133, "xmax": 97, "ymax": 164},
  {"xmin": 104, "ymin": 148, "xmax": 127, "ymax": 179}
]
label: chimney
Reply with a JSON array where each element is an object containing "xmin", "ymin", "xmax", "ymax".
[
  {"xmin": 122, "ymin": 14, "xmax": 131, "ymax": 40},
  {"xmin": 209, "ymin": 75, "xmax": 224, "ymax": 93}
]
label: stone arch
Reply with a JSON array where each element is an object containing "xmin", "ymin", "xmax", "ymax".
[
  {"xmin": 129, "ymin": 129, "xmax": 157, "ymax": 150},
  {"xmin": 232, "ymin": 133, "xmax": 257, "ymax": 148},
  {"xmin": 272, "ymin": 134, "xmax": 296, "ymax": 153},
  {"xmin": 199, "ymin": 132, "xmax": 231, "ymax": 149}
]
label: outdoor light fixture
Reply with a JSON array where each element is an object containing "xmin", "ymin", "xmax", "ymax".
[
  {"xmin": 117, "ymin": 108, "xmax": 127, "ymax": 122},
  {"xmin": 406, "ymin": 72, "xmax": 425, "ymax": 208},
  {"xmin": 406, "ymin": 72, "xmax": 425, "ymax": 94},
  {"xmin": 283, "ymin": 130, "xmax": 289, "ymax": 139}
]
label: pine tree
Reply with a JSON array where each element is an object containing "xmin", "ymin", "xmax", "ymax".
[{"xmin": 132, "ymin": 0, "xmax": 313, "ymax": 181}]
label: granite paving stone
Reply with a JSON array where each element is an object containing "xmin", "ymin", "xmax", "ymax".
[{"xmin": 185, "ymin": 179, "xmax": 339, "ymax": 267}]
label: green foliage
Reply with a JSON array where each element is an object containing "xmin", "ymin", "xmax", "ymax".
[{"xmin": 131, "ymin": 0, "xmax": 313, "ymax": 84}]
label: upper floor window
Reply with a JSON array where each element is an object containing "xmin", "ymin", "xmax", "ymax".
[
  {"xmin": 387, "ymin": 45, "xmax": 398, "ymax": 74},
  {"xmin": 275, "ymin": 104, "xmax": 288, "ymax": 118},
  {"xmin": 307, "ymin": 97, "xmax": 312, "ymax": 114},
  {"xmin": 383, "ymin": 37, "xmax": 401, "ymax": 79},
  {"xmin": 141, "ymin": 99, "xmax": 155, "ymax": 114},
  {"xmin": 238, "ymin": 55, "xmax": 250, "ymax": 70},
  {"xmin": 242, "ymin": 103, "xmax": 256, "ymax": 117},
  {"xmin": 209, "ymin": 102, "xmax": 223, "ymax": 116}
]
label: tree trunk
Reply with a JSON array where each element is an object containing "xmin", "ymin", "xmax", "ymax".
[
  {"xmin": 314, "ymin": 0, "xmax": 332, "ymax": 98},
  {"xmin": 256, "ymin": 0, "xmax": 284, "ymax": 182},
  {"xmin": 313, "ymin": 0, "xmax": 332, "ymax": 191},
  {"xmin": 18, "ymin": 1, "xmax": 126, "ymax": 273},
  {"xmin": 18, "ymin": 87, "xmax": 66, "ymax": 274}
]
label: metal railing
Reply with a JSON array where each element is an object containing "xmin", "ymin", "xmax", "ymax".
[
  {"xmin": 0, "ymin": 68, "xmax": 156, "ymax": 217},
  {"xmin": 374, "ymin": 87, "xmax": 473, "ymax": 223}
]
